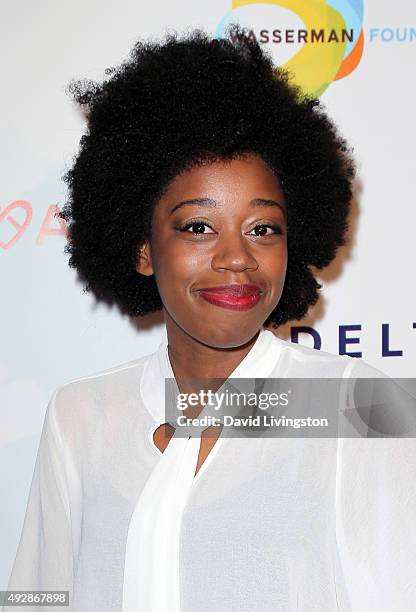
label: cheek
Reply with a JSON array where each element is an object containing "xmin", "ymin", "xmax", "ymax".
[
  {"xmin": 265, "ymin": 243, "xmax": 288, "ymax": 281},
  {"xmin": 152, "ymin": 242, "xmax": 200, "ymax": 296}
]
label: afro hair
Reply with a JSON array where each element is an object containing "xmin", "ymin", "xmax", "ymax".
[{"xmin": 58, "ymin": 25, "xmax": 356, "ymax": 327}]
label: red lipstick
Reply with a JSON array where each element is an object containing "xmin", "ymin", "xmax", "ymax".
[{"xmin": 195, "ymin": 284, "xmax": 262, "ymax": 311}]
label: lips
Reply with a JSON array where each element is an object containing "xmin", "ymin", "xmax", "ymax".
[{"xmin": 195, "ymin": 284, "xmax": 263, "ymax": 311}]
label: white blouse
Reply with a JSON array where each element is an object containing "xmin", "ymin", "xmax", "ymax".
[{"xmin": 5, "ymin": 328, "xmax": 416, "ymax": 611}]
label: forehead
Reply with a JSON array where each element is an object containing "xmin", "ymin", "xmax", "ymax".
[{"xmin": 158, "ymin": 153, "xmax": 285, "ymax": 205}]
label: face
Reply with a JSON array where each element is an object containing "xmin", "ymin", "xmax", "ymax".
[{"xmin": 136, "ymin": 153, "xmax": 287, "ymax": 348}]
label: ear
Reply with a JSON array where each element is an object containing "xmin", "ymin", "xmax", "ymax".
[{"xmin": 136, "ymin": 241, "xmax": 154, "ymax": 276}]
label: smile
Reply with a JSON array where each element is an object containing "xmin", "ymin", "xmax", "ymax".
[{"xmin": 196, "ymin": 285, "xmax": 262, "ymax": 311}]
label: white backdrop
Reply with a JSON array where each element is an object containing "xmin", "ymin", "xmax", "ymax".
[{"xmin": 1, "ymin": 0, "xmax": 415, "ymax": 589}]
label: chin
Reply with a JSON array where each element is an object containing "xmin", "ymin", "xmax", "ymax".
[{"xmin": 193, "ymin": 322, "xmax": 263, "ymax": 350}]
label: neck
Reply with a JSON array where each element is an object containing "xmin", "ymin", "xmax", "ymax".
[{"xmin": 164, "ymin": 318, "xmax": 261, "ymax": 382}]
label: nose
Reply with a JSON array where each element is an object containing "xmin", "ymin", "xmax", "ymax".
[{"xmin": 210, "ymin": 231, "xmax": 259, "ymax": 273}]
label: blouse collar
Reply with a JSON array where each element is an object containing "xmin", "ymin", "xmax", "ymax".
[{"xmin": 140, "ymin": 327, "xmax": 281, "ymax": 424}]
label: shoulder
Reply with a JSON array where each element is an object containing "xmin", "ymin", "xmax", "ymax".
[
  {"xmin": 48, "ymin": 351, "xmax": 157, "ymax": 432},
  {"xmin": 57, "ymin": 352, "xmax": 154, "ymax": 395},
  {"xmin": 266, "ymin": 330, "xmax": 354, "ymax": 376},
  {"xmin": 273, "ymin": 333, "xmax": 345, "ymax": 361},
  {"xmin": 265, "ymin": 330, "xmax": 390, "ymax": 379}
]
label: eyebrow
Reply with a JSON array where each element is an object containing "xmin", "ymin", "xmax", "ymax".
[{"xmin": 169, "ymin": 197, "xmax": 286, "ymax": 216}]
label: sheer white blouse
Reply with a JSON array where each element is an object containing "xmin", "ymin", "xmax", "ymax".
[{"xmin": 4, "ymin": 328, "xmax": 416, "ymax": 611}]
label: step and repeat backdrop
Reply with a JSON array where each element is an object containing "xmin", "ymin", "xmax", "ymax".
[{"xmin": 1, "ymin": 0, "xmax": 415, "ymax": 588}]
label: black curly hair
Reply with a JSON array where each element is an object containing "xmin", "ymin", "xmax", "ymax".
[{"xmin": 58, "ymin": 25, "xmax": 356, "ymax": 328}]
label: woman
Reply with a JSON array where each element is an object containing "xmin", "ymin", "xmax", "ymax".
[{"xmin": 6, "ymin": 26, "xmax": 416, "ymax": 612}]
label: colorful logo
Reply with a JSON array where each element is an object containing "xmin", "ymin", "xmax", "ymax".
[{"xmin": 216, "ymin": 1, "xmax": 364, "ymax": 97}]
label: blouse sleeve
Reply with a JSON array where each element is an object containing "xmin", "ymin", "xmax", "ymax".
[
  {"xmin": 335, "ymin": 365, "xmax": 416, "ymax": 611},
  {"xmin": 3, "ymin": 389, "xmax": 74, "ymax": 611}
]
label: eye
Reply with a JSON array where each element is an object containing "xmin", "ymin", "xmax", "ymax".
[
  {"xmin": 248, "ymin": 224, "xmax": 283, "ymax": 236},
  {"xmin": 178, "ymin": 220, "xmax": 215, "ymax": 234}
]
